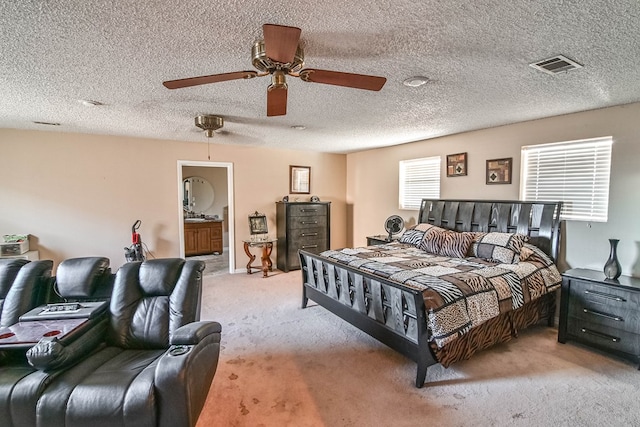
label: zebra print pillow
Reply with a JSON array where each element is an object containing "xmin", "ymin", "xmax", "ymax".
[
  {"xmin": 418, "ymin": 224, "xmax": 446, "ymax": 254},
  {"xmin": 398, "ymin": 228, "xmax": 425, "ymax": 246},
  {"xmin": 438, "ymin": 231, "xmax": 474, "ymax": 258},
  {"xmin": 398, "ymin": 223, "xmax": 439, "ymax": 247},
  {"xmin": 416, "ymin": 225, "xmax": 474, "ymax": 258},
  {"xmin": 472, "ymin": 232, "xmax": 528, "ymax": 264}
]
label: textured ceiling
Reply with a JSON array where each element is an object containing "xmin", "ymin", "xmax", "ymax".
[{"xmin": 1, "ymin": 1, "xmax": 639, "ymax": 153}]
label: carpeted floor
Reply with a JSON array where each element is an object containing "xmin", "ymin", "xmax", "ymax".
[
  {"xmin": 196, "ymin": 271, "xmax": 640, "ymax": 427},
  {"xmin": 188, "ymin": 249, "xmax": 230, "ymax": 276}
]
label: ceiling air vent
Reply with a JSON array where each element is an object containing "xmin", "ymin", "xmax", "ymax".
[{"xmin": 529, "ymin": 55, "xmax": 583, "ymax": 75}]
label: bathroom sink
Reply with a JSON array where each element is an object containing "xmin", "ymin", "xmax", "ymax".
[{"xmin": 184, "ymin": 218, "xmax": 209, "ymax": 223}]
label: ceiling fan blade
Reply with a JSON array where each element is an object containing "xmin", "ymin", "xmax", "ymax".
[
  {"xmin": 263, "ymin": 24, "xmax": 302, "ymax": 64},
  {"xmin": 163, "ymin": 71, "xmax": 258, "ymax": 89},
  {"xmin": 299, "ymin": 69, "xmax": 386, "ymax": 91},
  {"xmin": 267, "ymin": 86, "xmax": 288, "ymax": 116}
]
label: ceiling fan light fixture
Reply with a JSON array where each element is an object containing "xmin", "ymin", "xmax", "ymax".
[
  {"xmin": 268, "ymin": 70, "xmax": 288, "ymax": 90},
  {"xmin": 194, "ymin": 115, "xmax": 224, "ymax": 138},
  {"xmin": 403, "ymin": 76, "xmax": 430, "ymax": 87}
]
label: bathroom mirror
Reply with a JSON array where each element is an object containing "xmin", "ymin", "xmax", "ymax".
[{"xmin": 183, "ymin": 176, "xmax": 214, "ymax": 213}]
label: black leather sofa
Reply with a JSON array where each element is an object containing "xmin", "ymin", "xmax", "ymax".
[{"xmin": 0, "ymin": 257, "xmax": 221, "ymax": 427}]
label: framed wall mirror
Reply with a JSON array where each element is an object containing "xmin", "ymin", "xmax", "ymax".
[
  {"xmin": 289, "ymin": 165, "xmax": 310, "ymax": 194},
  {"xmin": 183, "ymin": 176, "xmax": 214, "ymax": 213},
  {"xmin": 248, "ymin": 211, "xmax": 268, "ymax": 235}
]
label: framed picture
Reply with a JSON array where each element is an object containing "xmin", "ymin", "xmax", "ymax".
[
  {"xmin": 290, "ymin": 165, "xmax": 310, "ymax": 194},
  {"xmin": 248, "ymin": 211, "xmax": 268, "ymax": 235},
  {"xmin": 486, "ymin": 158, "xmax": 512, "ymax": 184},
  {"xmin": 446, "ymin": 152, "xmax": 467, "ymax": 177}
]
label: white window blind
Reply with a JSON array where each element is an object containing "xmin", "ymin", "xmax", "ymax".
[
  {"xmin": 399, "ymin": 156, "xmax": 441, "ymax": 210},
  {"xmin": 520, "ymin": 137, "xmax": 612, "ymax": 222}
]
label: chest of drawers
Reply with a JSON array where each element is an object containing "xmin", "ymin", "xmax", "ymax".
[
  {"xmin": 558, "ymin": 268, "xmax": 640, "ymax": 368},
  {"xmin": 276, "ymin": 201, "xmax": 330, "ymax": 272}
]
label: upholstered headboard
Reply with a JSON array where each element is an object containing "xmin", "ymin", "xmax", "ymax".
[{"xmin": 417, "ymin": 199, "xmax": 563, "ymax": 261}]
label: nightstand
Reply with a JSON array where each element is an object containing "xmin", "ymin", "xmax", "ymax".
[
  {"xmin": 558, "ymin": 268, "xmax": 640, "ymax": 368},
  {"xmin": 366, "ymin": 235, "xmax": 398, "ymax": 246}
]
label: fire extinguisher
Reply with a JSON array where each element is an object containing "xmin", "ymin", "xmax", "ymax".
[{"xmin": 124, "ymin": 220, "xmax": 145, "ymax": 262}]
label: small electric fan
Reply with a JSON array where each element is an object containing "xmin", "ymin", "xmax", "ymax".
[{"xmin": 384, "ymin": 215, "xmax": 405, "ymax": 241}]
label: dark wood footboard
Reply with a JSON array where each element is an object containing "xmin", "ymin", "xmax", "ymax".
[{"xmin": 299, "ymin": 250, "xmax": 437, "ymax": 387}]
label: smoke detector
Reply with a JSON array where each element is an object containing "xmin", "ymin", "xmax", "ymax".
[
  {"xmin": 529, "ymin": 55, "xmax": 583, "ymax": 75},
  {"xmin": 194, "ymin": 115, "xmax": 224, "ymax": 138}
]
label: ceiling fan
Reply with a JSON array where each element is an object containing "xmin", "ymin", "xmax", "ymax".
[{"xmin": 163, "ymin": 24, "xmax": 387, "ymax": 117}]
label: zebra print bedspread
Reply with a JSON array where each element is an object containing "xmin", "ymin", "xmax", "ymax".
[{"xmin": 319, "ymin": 242, "xmax": 562, "ymax": 348}]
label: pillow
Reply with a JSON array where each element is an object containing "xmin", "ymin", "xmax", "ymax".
[
  {"xmin": 418, "ymin": 224, "xmax": 447, "ymax": 254},
  {"xmin": 399, "ymin": 223, "xmax": 443, "ymax": 247},
  {"xmin": 518, "ymin": 243, "xmax": 555, "ymax": 266},
  {"xmin": 416, "ymin": 225, "xmax": 474, "ymax": 258},
  {"xmin": 398, "ymin": 228, "xmax": 426, "ymax": 246},
  {"xmin": 438, "ymin": 231, "xmax": 474, "ymax": 258},
  {"xmin": 472, "ymin": 232, "xmax": 528, "ymax": 264},
  {"xmin": 465, "ymin": 232, "xmax": 487, "ymax": 257}
]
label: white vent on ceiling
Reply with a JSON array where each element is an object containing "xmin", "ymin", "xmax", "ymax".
[{"xmin": 529, "ymin": 55, "xmax": 583, "ymax": 75}]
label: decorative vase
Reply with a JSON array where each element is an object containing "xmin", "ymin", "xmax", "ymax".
[{"xmin": 603, "ymin": 238, "xmax": 621, "ymax": 280}]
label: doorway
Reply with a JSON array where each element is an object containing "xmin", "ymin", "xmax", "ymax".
[{"xmin": 177, "ymin": 160, "xmax": 235, "ymax": 275}]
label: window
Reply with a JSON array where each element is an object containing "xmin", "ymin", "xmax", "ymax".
[
  {"xmin": 399, "ymin": 156, "xmax": 441, "ymax": 210},
  {"xmin": 520, "ymin": 137, "xmax": 612, "ymax": 222}
]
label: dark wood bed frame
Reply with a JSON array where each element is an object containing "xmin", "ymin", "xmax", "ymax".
[{"xmin": 300, "ymin": 199, "xmax": 563, "ymax": 387}]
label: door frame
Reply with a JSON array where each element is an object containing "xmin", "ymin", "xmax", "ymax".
[{"xmin": 177, "ymin": 160, "xmax": 235, "ymax": 274}]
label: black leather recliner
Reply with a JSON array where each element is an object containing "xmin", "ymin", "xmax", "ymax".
[
  {"xmin": 0, "ymin": 258, "xmax": 53, "ymax": 369},
  {"xmin": 0, "ymin": 259, "xmax": 53, "ymax": 328},
  {"xmin": 0, "ymin": 257, "xmax": 111, "ymax": 426},
  {"xmin": 34, "ymin": 258, "xmax": 221, "ymax": 427},
  {"xmin": 48, "ymin": 256, "xmax": 113, "ymax": 303}
]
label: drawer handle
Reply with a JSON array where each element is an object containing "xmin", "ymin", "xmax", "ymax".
[
  {"xmin": 584, "ymin": 290, "xmax": 626, "ymax": 302},
  {"xmin": 301, "ymin": 233, "xmax": 318, "ymax": 237},
  {"xmin": 580, "ymin": 328, "xmax": 620, "ymax": 343},
  {"xmin": 301, "ymin": 209, "xmax": 318, "ymax": 212},
  {"xmin": 582, "ymin": 308, "xmax": 623, "ymax": 322},
  {"xmin": 302, "ymin": 244, "xmax": 318, "ymax": 249},
  {"xmin": 301, "ymin": 221, "xmax": 318, "ymax": 225}
]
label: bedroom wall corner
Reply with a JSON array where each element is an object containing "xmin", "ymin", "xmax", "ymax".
[{"xmin": 346, "ymin": 102, "xmax": 640, "ymax": 277}]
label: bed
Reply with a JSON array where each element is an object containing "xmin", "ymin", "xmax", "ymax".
[{"xmin": 299, "ymin": 199, "xmax": 563, "ymax": 387}]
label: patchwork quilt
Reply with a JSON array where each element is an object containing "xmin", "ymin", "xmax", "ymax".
[{"xmin": 319, "ymin": 242, "xmax": 562, "ymax": 348}]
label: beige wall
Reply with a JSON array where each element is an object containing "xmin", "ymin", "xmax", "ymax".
[
  {"xmin": 3, "ymin": 102, "xmax": 639, "ymax": 276},
  {"xmin": 0, "ymin": 129, "xmax": 347, "ymax": 272},
  {"xmin": 347, "ymin": 102, "xmax": 640, "ymax": 276}
]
